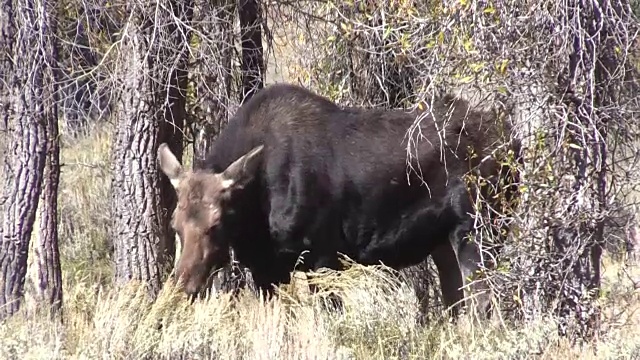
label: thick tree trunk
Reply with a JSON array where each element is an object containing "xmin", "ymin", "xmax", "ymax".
[
  {"xmin": 238, "ymin": 0, "xmax": 264, "ymax": 102},
  {"xmin": 110, "ymin": 0, "xmax": 192, "ymax": 295},
  {"xmin": 0, "ymin": 0, "xmax": 58, "ymax": 320},
  {"xmin": 110, "ymin": 103, "xmax": 169, "ymax": 293},
  {"xmin": 32, "ymin": 128, "xmax": 63, "ymax": 316},
  {"xmin": 33, "ymin": 26, "xmax": 63, "ymax": 316}
]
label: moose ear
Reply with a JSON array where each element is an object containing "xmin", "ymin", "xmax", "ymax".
[
  {"xmin": 220, "ymin": 145, "xmax": 264, "ymax": 189},
  {"xmin": 158, "ymin": 143, "xmax": 184, "ymax": 188}
]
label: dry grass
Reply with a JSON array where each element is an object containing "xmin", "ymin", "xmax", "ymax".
[
  {"xmin": 2, "ymin": 256, "xmax": 640, "ymax": 359},
  {"xmin": 53, "ymin": 126, "xmax": 114, "ymax": 286},
  {"xmin": 0, "ymin": 125, "xmax": 639, "ymax": 359}
]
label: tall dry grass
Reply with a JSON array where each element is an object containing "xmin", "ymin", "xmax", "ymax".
[{"xmin": 2, "ymin": 255, "xmax": 640, "ymax": 359}]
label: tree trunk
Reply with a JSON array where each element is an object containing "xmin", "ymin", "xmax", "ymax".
[
  {"xmin": 0, "ymin": 0, "xmax": 58, "ymax": 320},
  {"xmin": 110, "ymin": 0, "xmax": 192, "ymax": 295},
  {"xmin": 238, "ymin": 0, "xmax": 264, "ymax": 102},
  {"xmin": 191, "ymin": 0, "xmax": 235, "ymax": 163},
  {"xmin": 0, "ymin": 0, "xmax": 15, "ymax": 132},
  {"xmin": 33, "ymin": 22, "xmax": 63, "ymax": 316}
]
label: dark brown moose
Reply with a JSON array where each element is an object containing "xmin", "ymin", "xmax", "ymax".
[{"xmin": 158, "ymin": 83, "xmax": 522, "ymax": 316}]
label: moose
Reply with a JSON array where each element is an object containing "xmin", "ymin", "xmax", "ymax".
[{"xmin": 158, "ymin": 83, "xmax": 522, "ymax": 316}]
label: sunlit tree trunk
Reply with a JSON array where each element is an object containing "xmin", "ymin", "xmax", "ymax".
[
  {"xmin": 110, "ymin": 0, "xmax": 193, "ymax": 295},
  {"xmin": 33, "ymin": 50, "xmax": 63, "ymax": 316},
  {"xmin": 0, "ymin": 0, "xmax": 60, "ymax": 320}
]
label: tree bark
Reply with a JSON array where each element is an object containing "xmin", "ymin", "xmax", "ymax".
[
  {"xmin": 0, "ymin": 0, "xmax": 58, "ymax": 320},
  {"xmin": 191, "ymin": 0, "xmax": 235, "ymax": 163},
  {"xmin": 32, "ymin": 118, "xmax": 63, "ymax": 317},
  {"xmin": 33, "ymin": 9, "xmax": 63, "ymax": 316},
  {"xmin": 110, "ymin": 0, "xmax": 192, "ymax": 295},
  {"xmin": 0, "ymin": 0, "xmax": 15, "ymax": 133},
  {"xmin": 238, "ymin": 0, "xmax": 264, "ymax": 102}
]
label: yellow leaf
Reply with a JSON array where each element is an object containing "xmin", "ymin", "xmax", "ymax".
[
  {"xmin": 469, "ymin": 62, "xmax": 485, "ymax": 72},
  {"xmin": 461, "ymin": 75, "xmax": 473, "ymax": 83},
  {"xmin": 498, "ymin": 59, "xmax": 509, "ymax": 74},
  {"xmin": 463, "ymin": 39, "xmax": 474, "ymax": 53},
  {"xmin": 483, "ymin": 5, "xmax": 495, "ymax": 14}
]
